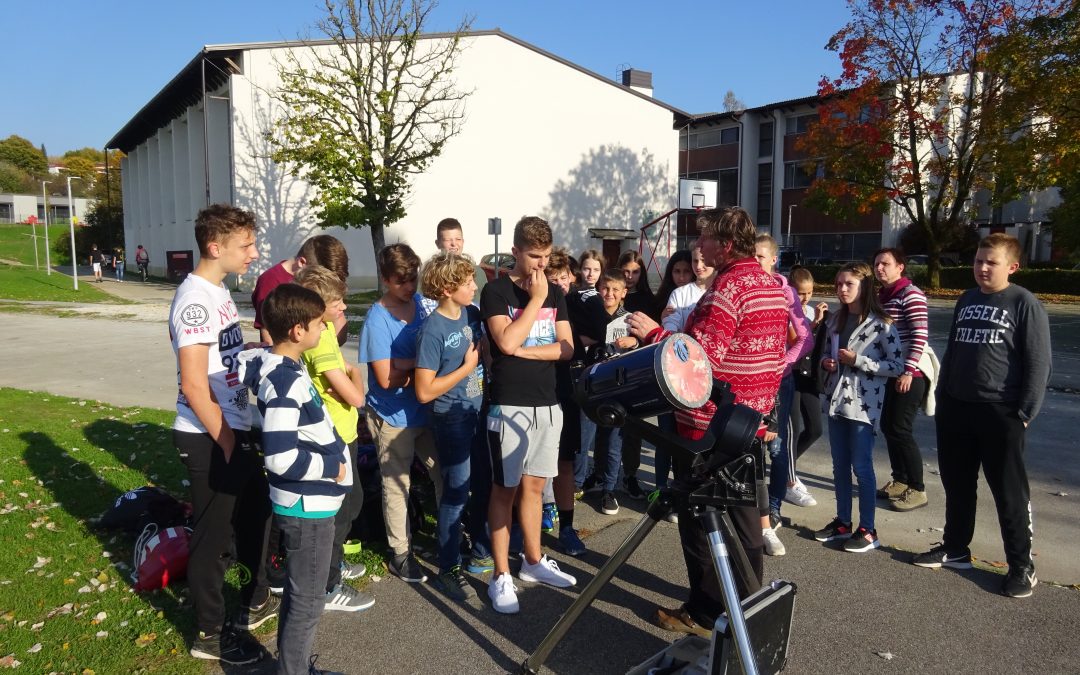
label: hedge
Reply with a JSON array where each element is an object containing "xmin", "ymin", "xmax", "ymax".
[{"xmin": 802, "ymin": 264, "xmax": 1080, "ymax": 295}]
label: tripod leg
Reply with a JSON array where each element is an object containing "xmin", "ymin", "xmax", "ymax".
[
  {"xmin": 718, "ymin": 511, "xmax": 762, "ymax": 595},
  {"xmin": 522, "ymin": 509, "xmax": 665, "ymax": 674},
  {"xmin": 700, "ymin": 511, "xmax": 759, "ymax": 675}
]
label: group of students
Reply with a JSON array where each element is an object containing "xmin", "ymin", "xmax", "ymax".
[{"xmin": 167, "ymin": 203, "xmax": 1052, "ymax": 672}]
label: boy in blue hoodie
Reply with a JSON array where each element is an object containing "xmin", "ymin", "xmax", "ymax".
[{"xmin": 239, "ymin": 283, "xmax": 351, "ymax": 675}]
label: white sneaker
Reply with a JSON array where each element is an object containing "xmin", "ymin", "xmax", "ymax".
[
  {"xmin": 488, "ymin": 572, "xmax": 519, "ymax": 614},
  {"xmin": 518, "ymin": 555, "xmax": 577, "ymax": 588},
  {"xmin": 762, "ymin": 528, "xmax": 786, "ymax": 556},
  {"xmin": 785, "ymin": 481, "xmax": 817, "ymax": 507}
]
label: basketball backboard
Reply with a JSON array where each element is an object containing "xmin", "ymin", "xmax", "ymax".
[{"xmin": 679, "ymin": 178, "xmax": 718, "ymax": 210}]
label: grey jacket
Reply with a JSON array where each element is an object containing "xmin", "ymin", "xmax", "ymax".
[{"xmin": 821, "ymin": 312, "xmax": 904, "ymax": 428}]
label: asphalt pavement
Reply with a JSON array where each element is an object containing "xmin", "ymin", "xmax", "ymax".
[{"xmin": 1, "ymin": 272, "xmax": 1078, "ymax": 673}]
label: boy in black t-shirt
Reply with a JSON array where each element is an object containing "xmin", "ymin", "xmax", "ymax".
[
  {"xmin": 912, "ymin": 234, "xmax": 1051, "ymax": 599},
  {"xmin": 480, "ymin": 217, "xmax": 577, "ymax": 614}
]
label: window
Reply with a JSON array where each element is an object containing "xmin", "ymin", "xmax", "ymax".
[
  {"xmin": 785, "ymin": 113, "xmax": 817, "ymax": 135},
  {"xmin": 718, "ymin": 169, "xmax": 738, "ymax": 207},
  {"xmin": 0, "ymin": 203, "xmax": 13, "ymax": 223},
  {"xmin": 756, "ymin": 164, "xmax": 772, "ymax": 227},
  {"xmin": 682, "ymin": 126, "xmax": 741, "ymax": 150},
  {"xmin": 758, "ymin": 122, "xmax": 773, "ymax": 157},
  {"xmin": 784, "ymin": 160, "xmax": 820, "ymax": 189}
]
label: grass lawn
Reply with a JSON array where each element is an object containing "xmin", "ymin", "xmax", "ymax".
[
  {"xmin": 0, "ymin": 223, "xmax": 69, "ymax": 267},
  {"xmin": 0, "ymin": 388, "xmax": 390, "ymax": 673},
  {"xmin": 0, "ymin": 264, "xmax": 118, "ymax": 303}
]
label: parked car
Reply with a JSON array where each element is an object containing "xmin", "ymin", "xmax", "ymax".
[{"xmin": 479, "ymin": 253, "xmax": 515, "ymax": 281}]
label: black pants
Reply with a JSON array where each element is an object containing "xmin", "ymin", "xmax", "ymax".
[
  {"xmin": 792, "ymin": 390, "xmax": 823, "ymax": 459},
  {"xmin": 935, "ymin": 393, "xmax": 1033, "ymax": 570},
  {"xmin": 621, "ymin": 426, "xmax": 642, "ymax": 478},
  {"xmin": 174, "ymin": 429, "xmax": 272, "ymax": 635},
  {"xmin": 326, "ymin": 440, "xmax": 363, "ymax": 592},
  {"xmin": 881, "ymin": 376, "xmax": 927, "ymax": 491},
  {"xmin": 674, "ymin": 438, "xmax": 764, "ymax": 628}
]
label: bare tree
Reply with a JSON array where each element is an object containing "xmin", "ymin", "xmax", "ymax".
[{"xmin": 722, "ymin": 90, "xmax": 745, "ymax": 113}]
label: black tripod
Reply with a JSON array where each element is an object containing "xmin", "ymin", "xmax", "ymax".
[{"xmin": 522, "ymin": 410, "xmax": 766, "ymax": 675}]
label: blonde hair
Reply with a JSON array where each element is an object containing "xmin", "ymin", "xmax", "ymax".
[
  {"xmin": 294, "ymin": 264, "xmax": 346, "ymax": 303},
  {"xmin": 420, "ymin": 251, "xmax": 476, "ymax": 300}
]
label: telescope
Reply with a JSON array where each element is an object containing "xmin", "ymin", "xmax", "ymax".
[{"xmin": 524, "ymin": 334, "xmax": 796, "ymax": 675}]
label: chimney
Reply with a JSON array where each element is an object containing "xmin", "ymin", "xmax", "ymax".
[{"xmin": 621, "ymin": 68, "xmax": 653, "ymax": 97}]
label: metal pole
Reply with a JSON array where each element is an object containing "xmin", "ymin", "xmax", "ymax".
[
  {"xmin": 494, "ymin": 231, "xmax": 499, "ymax": 279},
  {"xmin": 786, "ymin": 204, "xmax": 795, "ymax": 247},
  {"xmin": 42, "ymin": 181, "xmax": 52, "ymax": 275},
  {"xmin": 67, "ymin": 177, "xmax": 80, "ymax": 291},
  {"xmin": 202, "ymin": 56, "xmax": 211, "ymax": 207},
  {"xmin": 702, "ymin": 510, "xmax": 759, "ymax": 675},
  {"xmin": 30, "ymin": 218, "xmax": 39, "ymax": 271}
]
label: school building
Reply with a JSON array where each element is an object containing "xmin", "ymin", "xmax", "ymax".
[{"xmin": 106, "ymin": 30, "xmax": 688, "ymax": 287}]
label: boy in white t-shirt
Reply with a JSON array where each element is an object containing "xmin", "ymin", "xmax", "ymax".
[{"xmin": 169, "ymin": 205, "xmax": 273, "ymax": 665}]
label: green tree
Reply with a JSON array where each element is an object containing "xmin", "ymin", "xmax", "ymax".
[
  {"xmin": 63, "ymin": 147, "xmax": 105, "ymax": 164},
  {"xmin": 0, "ymin": 135, "xmax": 48, "ymax": 176},
  {"xmin": 796, "ymin": 0, "xmax": 1068, "ymax": 287},
  {"xmin": 84, "ymin": 151, "xmax": 124, "ymax": 249},
  {"xmin": 269, "ymin": 0, "xmax": 472, "ymax": 256},
  {"xmin": 0, "ymin": 160, "xmax": 35, "ymax": 193}
]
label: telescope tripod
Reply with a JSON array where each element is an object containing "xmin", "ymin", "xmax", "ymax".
[{"xmin": 521, "ymin": 453, "xmax": 763, "ymax": 675}]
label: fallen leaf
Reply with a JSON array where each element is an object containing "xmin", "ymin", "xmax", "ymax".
[
  {"xmin": 26, "ymin": 644, "xmax": 41, "ymax": 654},
  {"xmin": 95, "ymin": 631, "xmax": 108, "ymax": 638},
  {"xmin": 30, "ymin": 622, "xmax": 43, "ymax": 631},
  {"xmin": 0, "ymin": 654, "xmax": 22, "ymax": 668},
  {"xmin": 989, "ymin": 560, "xmax": 1008, "ymax": 568},
  {"xmin": 135, "ymin": 632, "xmax": 157, "ymax": 647},
  {"xmin": 875, "ymin": 651, "xmax": 895, "ymax": 660},
  {"xmin": 31, "ymin": 557, "xmax": 50, "ymax": 570}
]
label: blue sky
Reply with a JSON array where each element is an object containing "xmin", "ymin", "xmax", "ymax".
[{"xmin": 2, "ymin": 1, "xmax": 850, "ymax": 155}]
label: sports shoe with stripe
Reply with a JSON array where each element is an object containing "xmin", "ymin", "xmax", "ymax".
[
  {"xmin": 1001, "ymin": 565, "xmax": 1037, "ymax": 598},
  {"xmin": 324, "ymin": 584, "xmax": 375, "ymax": 612},
  {"xmin": 911, "ymin": 545, "xmax": 973, "ymax": 569},
  {"xmin": 842, "ymin": 526, "xmax": 880, "ymax": 552},
  {"xmin": 813, "ymin": 518, "xmax": 853, "ymax": 542}
]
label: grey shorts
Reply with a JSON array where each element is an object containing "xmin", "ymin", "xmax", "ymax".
[{"xmin": 487, "ymin": 403, "xmax": 562, "ymax": 487}]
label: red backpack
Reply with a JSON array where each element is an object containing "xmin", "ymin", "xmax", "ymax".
[{"xmin": 132, "ymin": 524, "xmax": 192, "ymax": 591}]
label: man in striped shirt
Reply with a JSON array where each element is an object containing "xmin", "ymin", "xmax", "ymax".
[
  {"xmin": 628, "ymin": 207, "xmax": 788, "ymax": 638},
  {"xmin": 874, "ymin": 248, "xmax": 931, "ymax": 511}
]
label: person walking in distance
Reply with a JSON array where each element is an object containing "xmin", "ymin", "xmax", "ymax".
[{"xmin": 135, "ymin": 245, "xmax": 150, "ymax": 281}]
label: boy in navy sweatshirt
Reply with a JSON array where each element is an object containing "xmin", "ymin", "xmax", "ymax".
[
  {"xmin": 913, "ymin": 234, "xmax": 1051, "ymax": 599},
  {"xmin": 239, "ymin": 283, "xmax": 351, "ymax": 675}
]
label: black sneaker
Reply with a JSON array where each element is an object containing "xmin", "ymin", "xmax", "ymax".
[
  {"xmin": 912, "ymin": 545, "xmax": 973, "ymax": 569},
  {"xmin": 624, "ymin": 475, "xmax": 646, "ymax": 501},
  {"xmin": 434, "ymin": 566, "xmax": 477, "ymax": 602},
  {"xmin": 582, "ymin": 473, "xmax": 603, "ymax": 494},
  {"xmin": 813, "ymin": 518, "xmax": 853, "ymax": 542},
  {"xmin": 1001, "ymin": 565, "xmax": 1037, "ymax": 598},
  {"xmin": 190, "ymin": 625, "xmax": 264, "ymax": 664},
  {"xmin": 601, "ymin": 491, "xmax": 620, "ymax": 515},
  {"xmin": 388, "ymin": 552, "xmax": 428, "ymax": 583},
  {"xmin": 842, "ymin": 527, "xmax": 880, "ymax": 553},
  {"xmin": 309, "ymin": 654, "xmax": 346, "ymax": 675},
  {"xmin": 235, "ymin": 594, "xmax": 280, "ymax": 630}
]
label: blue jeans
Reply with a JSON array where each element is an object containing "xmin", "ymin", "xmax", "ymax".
[
  {"xmin": 655, "ymin": 413, "xmax": 676, "ymax": 489},
  {"xmin": 768, "ymin": 374, "xmax": 796, "ymax": 515},
  {"xmin": 432, "ymin": 409, "xmax": 490, "ymax": 572},
  {"xmin": 575, "ymin": 415, "xmax": 597, "ymax": 487},
  {"xmin": 276, "ymin": 513, "xmax": 335, "ymax": 675},
  {"xmin": 828, "ymin": 416, "xmax": 877, "ymax": 531},
  {"xmin": 594, "ymin": 426, "xmax": 623, "ymax": 492}
]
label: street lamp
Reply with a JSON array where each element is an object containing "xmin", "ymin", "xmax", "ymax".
[
  {"xmin": 41, "ymin": 181, "xmax": 52, "ymax": 275},
  {"xmin": 66, "ymin": 176, "xmax": 81, "ymax": 291}
]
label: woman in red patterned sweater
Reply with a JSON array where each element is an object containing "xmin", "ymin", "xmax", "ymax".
[{"xmin": 627, "ymin": 207, "xmax": 789, "ymax": 639}]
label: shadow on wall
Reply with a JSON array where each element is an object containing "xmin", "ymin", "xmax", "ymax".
[
  {"xmin": 542, "ymin": 144, "xmax": 674, "ymax": 256},
  {"xmin": 232, "ymin": 100, "xmax": 315, "ymax": 283}
]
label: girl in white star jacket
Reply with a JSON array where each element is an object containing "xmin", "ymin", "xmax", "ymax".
[{"xmin": 815, "ymin": 262, "xmax": 903, "ymax": 553}]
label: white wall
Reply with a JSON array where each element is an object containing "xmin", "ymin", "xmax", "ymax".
[{"xmin": 231, "ymin": 33, "xmax": 679, "ymax": 287}]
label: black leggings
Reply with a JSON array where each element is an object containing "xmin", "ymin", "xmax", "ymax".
[{"xmin": 793, "ymin": 390, "xmax": 823, "ymax": 460}]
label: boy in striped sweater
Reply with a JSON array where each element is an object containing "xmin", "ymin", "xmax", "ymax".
[{"xmin": 238, "ymin": 283, "xmax": 351, "ymax": 675}]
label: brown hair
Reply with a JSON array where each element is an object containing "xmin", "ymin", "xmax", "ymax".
[
  {"xmin": 872, "ymin": 247, "xmax": 907, "ymax": 268},
  {"xmin": 436, "ymin": 217, "xmax": 462, "ymax": 236},
  {"xmin": 979, "ymin": 233, "xmax": 1022, "ymax": 264},
  {"xmin": 834, "ymin": 261, "xmax": 889, "ymax": 326},
  {"xmin": 618, "ymin": 250, "xmax": 652, "ymax": 295},
  {"xmin": 261, "ymin": 283, "xmax": 325, "ymax": 344},
  {"xmin": 597, "ymin": 270, "xmax": 627, "ymax": 290},
  {"xmin": 513, "ymin": 216, "xmax": 553, "ymax": 250},
  {"xmin": 789, "ymin": 266, "xmax": 814, "ymax": 288},
  {"xmin": 194, "ymin": 204, "xmax": 256, "ymax": 256},
  {"xmin": 294, "ymin": 264, "xmax": 346, "ymax": 303},
  {"xmin": 297, "ymin": 234, "xmax": 349, "ymax": 283},
  {"xmin": 377, "ymin": 243, "xmax": 421, "ymax": 282},
  {"xmin": 547, "ymin": 247, "xmax": 572, "ymax": 275},
  {"xmin": 577, "ymin": 249, "xmax": 605, "ymax": 280},
  {"xmin": 698, "ymin": 207, "xmax": 756, "ymax": 259},
  {"xmin": 420, "ymin": 251, "xmax": 476, "ymax": 300}
]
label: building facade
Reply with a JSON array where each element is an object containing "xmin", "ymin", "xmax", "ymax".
[{"xmin": 107, "ymin": 30, "xmax": 685, "ymax": 286}]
